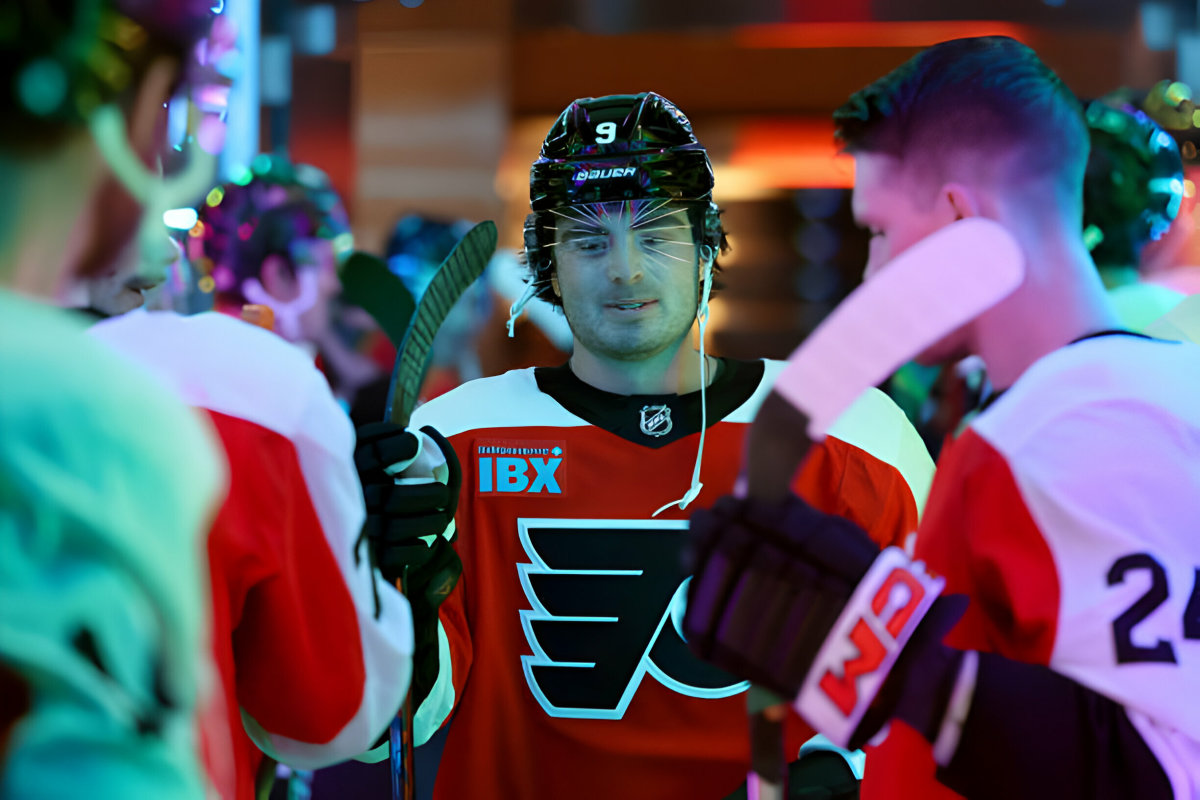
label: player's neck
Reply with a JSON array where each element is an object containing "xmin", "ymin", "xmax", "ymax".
[
  {"xmin": 568, "ymin": 338, "xmax": 712, "ymax": 396},
  {"xmin": 975, "ymin": 235, "xmax": 1121, "ymax": 391}
]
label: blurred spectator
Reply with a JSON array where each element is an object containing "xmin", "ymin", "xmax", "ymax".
[
  {"xmin": 338, "ymin": 213, "xmax": 497, "ymax": 427},
  {"xmin": 0, "ymin": 1, "xmax": 227, "ymax": 797},
  {"xmin": 68, "ymin": 230, "xmax": 183, "ymax": 319},
  {"xmin": 385, "ymin": 214, "xmax": 493, "ymax": 397},
  {"xmin": 1129, "ymin": 80, "xmax": 1200, "ymax": 296},
  {"xmin": 1082, "ymin": 94, "xmax": 1186, "ymax": 329},
  {"xmin": 194, "ymin": 155, "xmax": 351, "ymax": 350}
]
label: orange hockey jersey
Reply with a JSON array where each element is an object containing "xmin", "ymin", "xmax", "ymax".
[{"xmin": 410, "ymin": 358, "xmax": 933, "ymax": 799}]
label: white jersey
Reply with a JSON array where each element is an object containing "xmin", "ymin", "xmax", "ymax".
[{"xmin": 871, "ymin": 333, "xmax": 1200, "ymax": 799}]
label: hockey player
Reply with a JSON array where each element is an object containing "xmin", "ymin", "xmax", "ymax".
[
  {"xmin": 684, "ymin": 37, "xmax": 1200, "ymax": 799},
  {"xmin": 0, "ymin": 1, "xmax": 227, "ymax": 797},
  {"xmin": 885, "ymin": 95, "xmax": 1187, "ymax": 455},
  {"xmin": 89, "ymin": 308, "xmax": 415, "ymax": 800},
  {"xmin": 80, "ymin": 157, "xmax": 413, "ymax": 798},
  {"xmin": 357, "ymin": 91, "xmax": 935, "ymax": 799}
]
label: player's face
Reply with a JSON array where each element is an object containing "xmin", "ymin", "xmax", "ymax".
[
  {"xmin": 295, "ymin": 236, "xmax": 340, "ymax": 343},
  {"xmin": 852, "ymin": 152, "xmax": 972, "ymax": 365},
  {"xmin": 552, "ymin": 200, "xmax": 701, "ymax": 362}
]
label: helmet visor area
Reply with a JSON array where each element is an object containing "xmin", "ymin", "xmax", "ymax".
[{"xmin": 544, "ymin": 199, "xmax": 701, "ymax": 267}]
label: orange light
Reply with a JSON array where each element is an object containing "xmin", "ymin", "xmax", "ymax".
[
  {"xmin": 735, "ymin": 20, "xmax": 1032, "ymax": 49},
  {"xmin": 729, "ymin": 118, "xmax": 855, "ymax": 189}
]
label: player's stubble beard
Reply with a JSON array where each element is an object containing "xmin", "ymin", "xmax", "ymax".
[{"xmin": 559, "ymin": 268, "xmax": 701, "ymax": 364}]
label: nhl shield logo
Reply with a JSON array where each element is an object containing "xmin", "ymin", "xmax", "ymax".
[{"xmin": 639, "ymin": 404, "xmax": 672, "ymax": 437}]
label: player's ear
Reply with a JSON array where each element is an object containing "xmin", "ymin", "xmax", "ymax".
[{"xmin": 942, "ymin": 183, "xmax": 980, "ymax": 221}]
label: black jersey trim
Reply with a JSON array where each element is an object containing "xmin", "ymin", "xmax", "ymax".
[
  {"xmin": 533, "ymin": 359, "xmax": 766, "ymax": 449},
  {"xmin": 980, "ymin": 329, "xmax": 1155, "ymax": 414}
]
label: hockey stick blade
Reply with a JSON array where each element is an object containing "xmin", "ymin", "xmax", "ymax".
[
  {"xmin": 385, "ymin": 220, "xmax": 498, "ymax": 427},
  {"xmin": 339, "ymin": 250, "xmax": 417, "ymax": 349},
  {"xmin": 745, "ymin": 217, "xmax": 1025, "ymax": 500},
  {"xmin": 1144, "ymin": 292, "xmax": 1200, "ymax": 344}
]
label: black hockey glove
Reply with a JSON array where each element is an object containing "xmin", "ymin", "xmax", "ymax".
[
  {"xmin": 683, "ymin": 493, "xmax": 967, "ymax": 750},
  {"xmin": 356, "ymin": 423, "xmax": 462, "ymax": 590},
  {"xmin": 355, "ymin": 422, "xmax": 463, "ymax": 707}
]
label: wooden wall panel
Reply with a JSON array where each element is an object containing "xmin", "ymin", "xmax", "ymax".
[{"xmin": 354, "ymin": 4, "xmax": 511, "ymax": 253}]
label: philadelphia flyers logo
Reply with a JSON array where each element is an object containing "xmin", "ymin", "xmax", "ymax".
[{"xmin": 518, "ymin": 517, "xmax": 747, "ymax": 719}]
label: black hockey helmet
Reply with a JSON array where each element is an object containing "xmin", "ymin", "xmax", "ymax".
[
  {"xmin": 1083, "ymin": 97, "xmax": 1184, "ymax": 267},
  {"xmin": 523, "ymin": 91, "xmax": 724, "ymax": 305}
]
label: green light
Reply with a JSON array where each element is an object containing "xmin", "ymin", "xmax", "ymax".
[
  {"xmin": 16, "ymin": 58, "xmax": 67, "ymax": 117},
  {"xmin": 332, "ymin": 232, "xmax": 355, "ymax": 258},
  {"xmin": 206, "ymin": 186, "xmax": 225, "ymax": 206}
]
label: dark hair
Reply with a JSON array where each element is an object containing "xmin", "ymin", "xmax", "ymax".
[
  {"xmin": 385, "ymin": 214, "xmax": 474, "ymax": 264},
  {"xmin": 0, "ymin": 0, "xmax": 212, "ymax": 154},
  {"xmin": 194, "ymin": 155, "xmax": 350, "ymax": 304},
  {"xmin": 199, "ymin": 184, "xmax": 323, "ymax": 305},
  {"xmin": 834, "ymin": 36, "xmax": 1088, "ymax": 199}
]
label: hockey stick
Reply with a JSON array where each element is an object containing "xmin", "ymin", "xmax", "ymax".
[
  {"xmin": 1144, "ymin": 291, "xmax": 1200, "ymax": 344},
  {"xmin": 338, "ymin": 251, "xmax": 417, "ymax": 349},
  {"xmin": 739, "ymin": 217, "xmax": 1025, "ymax": 798},
  {"xmin": 744, "ymin": 217, "xmax": 1024, "ymax": 500},
  {"xmin": 385, "ymin": 220, "xmax": 498, "ymax": 427},
  {"xmin": 746, "ymin": 687, "xmax": 788, "ymax": 800},
  {"xmin": 382, "ymin": 219, "xmax": 497, "ymax": 800}
]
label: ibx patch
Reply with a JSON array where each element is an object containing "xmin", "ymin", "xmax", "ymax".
[{"xmin": 476, "ymin": 439, "xmax": 567, "ymax": 496}]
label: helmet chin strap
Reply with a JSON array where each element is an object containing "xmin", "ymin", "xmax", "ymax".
[
  {"xmin": 240, "ymin": 270, "xmax": 320, "ymax": 342},
  {"xmin": 506, "ymin": 280, "xmax": 539, "ymax": 338},
  {"xmin": 653, "ymin": 244, "xmax": 716, "ymax": 516}
]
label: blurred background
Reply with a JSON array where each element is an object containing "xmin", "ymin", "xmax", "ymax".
[{"xmin": 204, "ymin": 0, "xmax": 1199, "ymax": 368}]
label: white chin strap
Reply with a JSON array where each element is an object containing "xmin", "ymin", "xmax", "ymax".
[
  {"xmin": 506, "ymin": 280, "xmax": 539, "ymax": 338},
  {"xmin": 653, "ymin": 245, "xmax": 716, "ymax": 517}
]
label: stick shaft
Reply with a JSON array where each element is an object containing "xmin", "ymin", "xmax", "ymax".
[{"xmin": 390, "ymin": 567, "xmax": 416, "ymax": 800}]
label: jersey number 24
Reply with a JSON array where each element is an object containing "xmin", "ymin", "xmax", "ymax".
[{"xmin": 1108, "ymin": 553, "xmax": 1200, "ymax": 664}]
